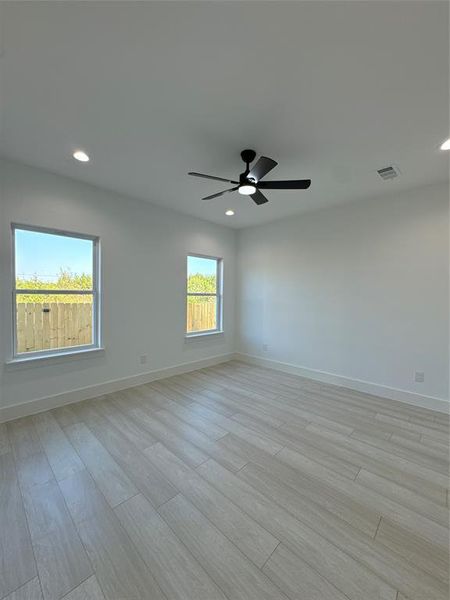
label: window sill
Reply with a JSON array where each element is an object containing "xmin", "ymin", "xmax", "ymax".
[
  {"xmin": 5, "ymin": 346, "xmax": 105, "ymax": 367},
  {"xmin": 185, "ymin": 330, "xmax": 224, "ymax": 339}
]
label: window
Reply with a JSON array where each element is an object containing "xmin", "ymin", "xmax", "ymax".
[
  {"xmin": 12, "ymin": 225, "xmax": 101, "ymax": 358},
  {"xmin": 186, "ymin": 254, "xmax": 222, "ymax": 335}
]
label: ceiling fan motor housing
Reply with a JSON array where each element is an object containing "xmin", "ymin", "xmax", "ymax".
[{"xmin": 239, "ymin": 172, "xmax": 256, "ymax": 184}]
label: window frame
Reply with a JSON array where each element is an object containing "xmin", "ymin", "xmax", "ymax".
[
  {"xmin": 11, "ymin": 223, "xmax": 102, "ymax": 360},
  {"xmin": 186, "ymin": 253, "xmax": 223, "ymax": 337}
]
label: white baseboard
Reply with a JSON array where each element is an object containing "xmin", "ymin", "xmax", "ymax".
[
  {"xmin": 235, "ymin": 352, "xmax": 450, "ymax": 414},
  {"xmin": 3, "ymin": 350, "xmax": 448, "ymax": 421},
  {"xmin": 0, "ymin": 353, "xmax": 234, "ymax": 423}
]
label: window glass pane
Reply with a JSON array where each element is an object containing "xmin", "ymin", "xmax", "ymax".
[
  {"xmin": 15, "ymin": 229, "xmax": 93, "ymax": 290},
  {"xmin": 187, "ymin": 295, "xmax": 217, "ymax": 333},
  {"xmin": 187, "ymin": 256, "xmax": 217, "ymax": 294},
  {"xmin": 16, "ymin": 294, "xmax": 94, "ymax": 354}
]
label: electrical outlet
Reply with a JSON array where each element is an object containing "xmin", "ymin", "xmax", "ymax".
[
  {"xmin": 414, "ymin": 371, "xmax": 424, "ymax": 383},
  {"xmin": 262, "ymin": 344, "xmax": 268, "ymax": 352},
  {"xmin": 140, "ymin": 354, "xmax": 148, "ymax": 365}
]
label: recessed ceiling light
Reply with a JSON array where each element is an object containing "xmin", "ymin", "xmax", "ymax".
[
  {"xmin": 73, "ymin": 150, "xmax": 90, "ymax": 162},
  {"xmin": 440, "ymin": 138, "xmax": 450, "ymax": 151},
  {"xmin": 225, "ymin": 210, "xmax": 235, "ymax": 216},
  {"xmin": 238, "ymin": 184, "xmax": 256, "ymax": 196}
]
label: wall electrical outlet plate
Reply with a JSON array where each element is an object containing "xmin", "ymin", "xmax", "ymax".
[{"xmin": 414, "ymin": 371, "xmax": 424, "ymax": 383}]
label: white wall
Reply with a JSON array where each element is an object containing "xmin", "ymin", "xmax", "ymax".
[
  {"xmin": 237, "ymin": 182, "xmax": 449, "ymax": 406},
  {"xmin": 0, "ymin": 159, "xmax": 236, "ymax": 416}
]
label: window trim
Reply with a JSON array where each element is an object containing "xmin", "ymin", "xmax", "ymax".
[
  {"xmin": 185, "ymin": 253, "xmax": 223, "ymax": 337},
  {"xmin": 11, "ymin": 223, "xmax": 102, "ymax": 360}
]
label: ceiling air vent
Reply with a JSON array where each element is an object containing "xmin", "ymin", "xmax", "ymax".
[{"xmin": 377, "ymin": 165, "xmax": 400, "ymax": 181}]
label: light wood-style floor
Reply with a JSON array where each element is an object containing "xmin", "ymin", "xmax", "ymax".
[{"xmin": 1, "ymin": 361, "xmax": 449, "ymax": 600}]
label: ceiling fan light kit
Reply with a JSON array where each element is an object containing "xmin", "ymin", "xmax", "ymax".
[
  {"xmin": 188, "ymin": 149, "xmax": 311, "ymax": 206},
  {"xmin": 238, "ymin": 184, "xmax": 256, "ymax": 196}
]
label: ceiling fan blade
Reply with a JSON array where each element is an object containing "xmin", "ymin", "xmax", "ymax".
[
  {"xmin": 202, "ymin": 186, "xmax": 239, "ymax": 201},
  {"xmin": 189, "ymin": 172, "xmax": 238, "ymax": 184},
  {"xmin": 248, "ymin": 156, "xmax": 278, "ymax": 181},
  {"xmin": 250, "ymin": 188, "xmax": 269, "ymax": 205},
  {"xmin": 257, "ymin": 179, "xmax": 311, "ymax": 189}
]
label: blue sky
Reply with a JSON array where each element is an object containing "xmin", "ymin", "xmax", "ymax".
[
  {"xmin": 188, "ymin": 256, "xmax": 217, "ymax": 277},
  {"xmin": 15, "ymin": 229, "xmax": 93, "ymax": 281}
]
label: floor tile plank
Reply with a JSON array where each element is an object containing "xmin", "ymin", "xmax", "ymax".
[
  {"xmin": 58, "ymin": 470, "xmax": 166, "ymax": 600},
  {"xmin": 32, "ymin": 412, "xmax": 85, "ymax": 481},
  {"xmin": 61, "ymin": 575, "xmax": 105, "ymax": 600},
  {"xmin": 145, "ymin": 442, "xmax": 279, "ymax": 567},
  {"xmin": 356, "ymin": 468, "xmax": 448, "ymax": 527},
  {"xmin": 231, "ymin": 461, "xmax": 448, "ymax": 600},
  {"xmin": 51, "ymin": 404, "xmax": 83, "ymax": 429},
  {"xmin": 219, "ymin": 433, "xmax": 380, "ymax": 536},
  {"xmin": 0, "ymin": 453, "xmax": 37, "ymax": 599},
  {"xmin": 375, "ymin": 518, "xmax": 449, "ymax": 584},
  {"xmin": 20, "ymin": 475, "xmax": 93, "ymax": 600},
  {"xmin": 115, "ymin": 493, "xmax": 227, "ymax": 600},
  {"xmin": 276, "ymin": 445, "xmax": 448, "ymax": 549},
  {"xmin": 2, "ymin": 578, "xmax": 43, "ymax": 600},
  {"xmin": 158, "ymin": 494, "xmax": 288, "ymax": 600},
  {"xmin": 7, "ymin": 418, "xmax": 42, "ymax": 461},
  {"xmin": 0, "ymin": 422, "xmax": 11, "ymax": 456},
  {"xmin": 64, "ymin": 422, "xmax": 138, "ymax": 507},
  {"xmin": 151, "ymin": 409, "xmax": 248, "ymax": 472},
  {"xmin": 197, "ymin": 458, "xmax": 397, "ymax": 600},
  {"xmin": 132, "ymin": 388, "xmax": 229, "ymax": 441},
  {"xmin": 262, "ymin": 543, "xmax": 348, "ymax": 600},
  {"xmin": 117, "ymin": 403, "xmax": 210, "ymax": 467},
  {"xmin": 80, "ymin": 408, "xmax": 178, "ymax": 508},
  {"xmin": 90, "ymin": 396, "xmax": 157, "ymax": 450}
]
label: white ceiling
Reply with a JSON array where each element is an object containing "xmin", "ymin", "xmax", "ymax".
[{"xmin": 0, "ymin": 1, "xmax": 448, "ymax": 229}]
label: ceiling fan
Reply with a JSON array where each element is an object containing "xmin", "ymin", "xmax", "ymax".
[{"xmin": 188, "ymin": 149, "xmax": 311, "ymax": 205}]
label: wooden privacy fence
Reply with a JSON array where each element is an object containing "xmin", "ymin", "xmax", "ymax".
[
  {"xmin": 16, "ymin": 301, "xmax": 217, "ymax": 353},
  {"xmin": 16, "ymin": 302, "xmax": 93, "ymax": 353},
  {"xmin": 187, "ymin": 302, "xmax": 217, "ymax": 333}
]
